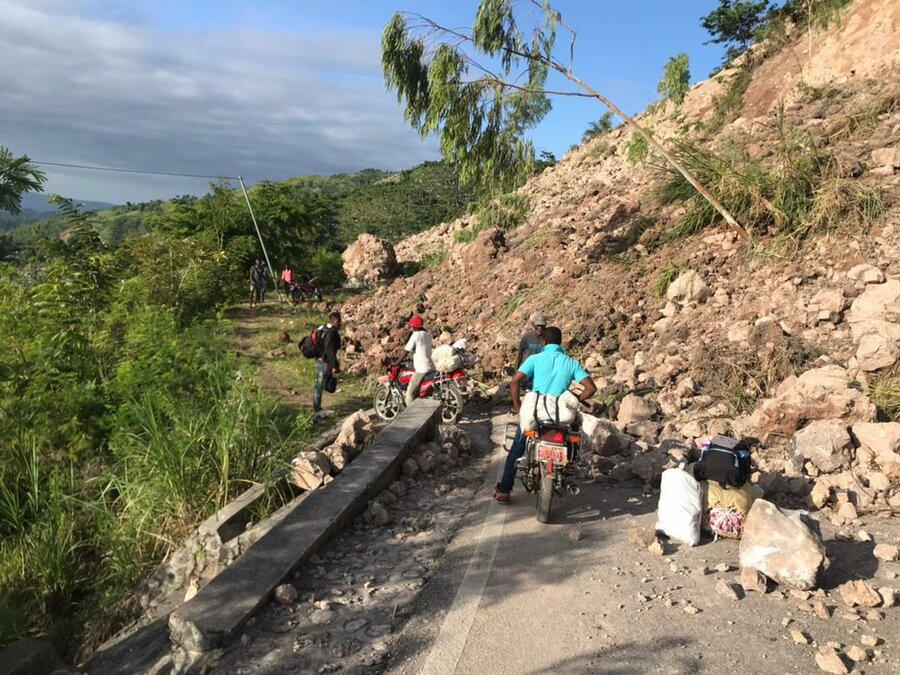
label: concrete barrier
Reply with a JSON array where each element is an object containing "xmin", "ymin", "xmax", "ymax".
[{"xmin": 168, "ymin": 400, "xmax": 441, "ymax": 652}]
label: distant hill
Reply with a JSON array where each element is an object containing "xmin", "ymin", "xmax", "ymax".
[
  {"xmin": 0, "ymin": 194, "xmax": 117, "ymax": 234},
  {"xmin": 6, "ymin": 162, "xmax": 483, "ymax": 248}
]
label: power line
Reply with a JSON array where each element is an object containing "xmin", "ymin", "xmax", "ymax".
[{"xmin": 33, "ymin": 160, "xmax": 236, "ymax": 181}]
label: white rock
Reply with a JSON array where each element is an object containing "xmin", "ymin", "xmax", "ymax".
[
  {"xmin": 789, "ymin": 420, "xmax": 854, "ymax": 474},
  {"xmin": 617, "ymin": 394, "xmax": 658, "ymax": 425},
  {"xmin": 666, "ymin": 269, "xmax": 708, "ymax": 305},
  {"xmin": 847, "ymin": 264, "xmax": 885, "ymax": 285}
]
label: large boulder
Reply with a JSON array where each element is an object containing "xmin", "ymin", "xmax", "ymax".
[
  {"xmin": 581, "ymin": 414, "xmax": 627, "ymax": 456},
  {"xmin": 739, "ymin": 499, "xmax": 828, "ymax": 590},
  {"xmin": 666, "ymin": 269, "xmax": 708, "ymax": 305},
  {"xmin": 736, "ymin": 366, "xmax": 876, "ymax": 444},
  {"xmin": 342, "ymin": 234, "xmax": 399, "ymax": 286},
  {"xmin": 851, "ymin": 422, "xmax": 900, "ymax": 477},
  {"xmin": 335, "ymin": 409, "xmax": 373, "ymax": 453},
  {"xmin": 788, "ymin": 419, "xmax": 854, "ymax": 474},
  {"xmin": 290, "ymin": 451, "xmax": 332, "ymax": 491},
  {"xmin": 617, "ymin": 394, "xmax": 658, "ymax": 426},
  {"xmin": 847, "ymin": 279, "xmax": 900, "ymax": 371}
]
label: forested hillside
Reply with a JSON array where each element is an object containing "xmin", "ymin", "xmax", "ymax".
[{"xmin": 5, "ymin": 161, "xmax": 482, "ymax": 257}]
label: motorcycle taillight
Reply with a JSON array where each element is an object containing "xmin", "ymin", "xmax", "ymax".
[{"xmin": 539, "ymin": 429, "xmax": 565, "ymax": 444}]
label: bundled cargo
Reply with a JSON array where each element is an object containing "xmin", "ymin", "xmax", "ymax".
[
  {"xmin": 432, "ymin": 338, "xmax": 476, "ymax": 372},
  {"xmin": 519, "ymin": 390, "xmax": 580, "ymax": 431}
]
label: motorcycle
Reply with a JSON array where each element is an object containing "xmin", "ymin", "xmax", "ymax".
[
  {"xmin": 286, "ymin": 277, "xmax": 323, "ymax": 303},
  {"xmin": 373, "ymin": 361, "xmax": 468, "ymax": 424},
  {"xmin": 506, "ymin": 422, "xmax": 581, "ymax": 523}
]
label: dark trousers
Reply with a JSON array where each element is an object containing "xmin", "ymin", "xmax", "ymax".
[{"xmin": 499, "ymin": 427, "xmax": 526, "ymax": 493}]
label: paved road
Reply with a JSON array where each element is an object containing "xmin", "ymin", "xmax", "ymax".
[{"xmin": 385, "ymin": 414, "xmax": 898, "ymax": 675}]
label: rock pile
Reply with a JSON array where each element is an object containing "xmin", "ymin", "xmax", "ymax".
[
  {"xmin": 364, "ymin": 424, "xmax": 472, "ymax": 527},
  {"xmin": 290, "ymin": 410, "xmax": 374, "ymax": 491}
]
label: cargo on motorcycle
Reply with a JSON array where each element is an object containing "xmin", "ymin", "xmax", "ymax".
[{"xmin": 495, "ymin": 325, "xmax": 597, "ymax": 523}]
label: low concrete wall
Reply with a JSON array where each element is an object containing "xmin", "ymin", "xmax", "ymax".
[{"xmin": 168, "ymin": 400, "xmax": 441, "ymax": 652}]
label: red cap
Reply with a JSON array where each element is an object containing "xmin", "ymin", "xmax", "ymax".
[{"xmin": 408, "ymin": 315, "xmax": 424, "ymax": 329}]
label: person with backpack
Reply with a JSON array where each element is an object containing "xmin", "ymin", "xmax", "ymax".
[
  {"xmin": 302, "ymin": 311, "xmax": 342, "ymax": 416},
  {"xmin": 403, "ymin": 314, "xmax": 434, "ymax": 406},
  {"xmin": 495, "ymin": 326, "xmax": 597, "ymax": 504}
]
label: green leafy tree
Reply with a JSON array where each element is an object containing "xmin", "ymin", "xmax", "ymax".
[
  {"xmin": 701, "ymin": 0, "xmax": 771, "ymax": 63},
  {"xmin": 658, "ymin": 53, "xmax": 691, "ymax": 105},
  {"xmin": 382, "ymin": 0, "xmax": 750, "ymax": 242},
  {"xmin": 582, "ymin": 111, "xmax": 615, "ymax": 142},
  {"xmin": 0, "ymin": 147, "xmax": 46, "ymax": 214}
]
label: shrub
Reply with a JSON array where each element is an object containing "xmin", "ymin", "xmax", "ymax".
[
  {"xmin": 307, "ymin": 248, "xmax": 346, "ymax": 288},
  {"xmin": 708, "ymin": 66, "xmax": 753, "ymax": 133},
  {"xmin": 654, "ymin": 261, "xmax": 686, "ymax": 297},
  {"xmin": 626, "ymin": 132, "xmax": 650, "ymax": 165},
  {"xmin": 582, "ymin": 111, "xmax": 615, "ymax": 142},
  {"xmin": 658, "ymin": 54, "xmax": 691, "ymax": 105}
]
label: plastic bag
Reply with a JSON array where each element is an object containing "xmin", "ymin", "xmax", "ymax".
[
  {"xmin": 655, "ymin": 468, "xmax": 703, "ymax": 546},
  {"xmin": 432, "ymin": 344, "xmax": 463, "ymax": 372}
]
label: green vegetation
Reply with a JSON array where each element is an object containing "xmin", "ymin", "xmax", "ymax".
[
  {"xmin": 0, "ymin": 148, "xmax": 45, "ymax": 215},
  {"xmin": 582, "ymin": 112, "xmax": 616, "ymax": 143},
  {"xmin": 0, "ymin": 176, "xmax": 353, "ymax": 657},
  {"xmin": 655, "ymin": 124, "xmax": 884, "ymax": 241},
  {"xmin": 708, "ymin": 66, "xmax": 754, "ymax": 133},
  {"xmin": 701, "ymin": 0, "xmax": 772, "ymax": 65},
  {"xmin": 626, "ymin": 132, "xmax": 650, "ymax": 165},
  {"xmin": 868, "ymin": 365, "xmax": 900, "ymax": 422},
  {"xmin": 658, "ymin": 54, "xmax": 691, "ymax": 105},
  {"xmin": 452, "ymin": 193, "xmax": 530, "ymax": 244}
]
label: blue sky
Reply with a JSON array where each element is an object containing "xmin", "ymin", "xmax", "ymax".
[{"xmin": 1, "ymin": 0, "xmax": 728, "ymax": 203}]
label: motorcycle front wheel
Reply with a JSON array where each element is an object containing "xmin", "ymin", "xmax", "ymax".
[
  {"xmin": 436, "ymin": 381, "xmax": 463, "ymax": 424},
  {"xmin": 373, "ymin": 384, "xmax": 403, "ymax": 422},
  {"xmin": 536, "ymin": 464, "xmax": 554, "ymax": 524}
]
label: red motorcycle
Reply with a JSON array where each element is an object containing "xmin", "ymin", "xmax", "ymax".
[
  {"xmin": 373, "ymin": 362, "xmax": 467, "ymax": 424},
  {"xmin": 286, "ymin": 277, "xmax": 323, "ymax": 303}
]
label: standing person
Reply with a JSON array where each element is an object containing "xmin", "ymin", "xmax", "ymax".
[
  {"xmin": 258, "ymin": 261, "xmax": 270, "ymax": 302},
  {"xmin": 495, "ymin": 326, "xmax": 597, "ymax": 504},
  {"xmin": 282, "ymin": 266, "xmax": 295, "ymax": 303},
  {"xmin": 249, "ymin": 259, "xmax": 265, "ymax": 308},
  {"xmin": 516, "ymin": 312, "xmax": 547, "ymax": 368},
  {"xmin": 404, "ymin": 315, "xmax": 434, "ymax": 406},
  {"xmin": 313, "ymin": 311, "xmax": 342, "ymax": 417}
]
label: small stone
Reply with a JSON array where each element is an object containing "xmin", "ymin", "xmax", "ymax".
[
  {"xmin": 857, "ymin": 530, "xmax": 872, "ymax": 542},
  {"xmin": 628, "ymin": 526, "xmax": 658, "ymax": 548},
  {"xmin": 837, "ymin": 502, "xmax": 858, "ymax": 522},
  {"xmin": 716, "ymin": 579, "xmax": 743, "ymax": 601},
  {"xmin": 873, "ymin": 544, "xmax": 900, "ymax": 562},
  {"xmin": 813, "ymin": 599, "xmax": 832, "ymax": 620},
  {"xmin": 313, "ymin": 600, "xmax": 331, "ymax": 610},
  {"xmin": 692, "ymin": 566, "xmax": 711, "ymax": 578},
  {"xmin": 863, "ymin": 609, "xmax": 883, "ymax": 622},
  {"xmin": 714, "ymin": 563, "xmax": 733, "ymax": 573},
  {"xmin": 368, "ymin": 502, "xmax": 390, "ymax": 527},
  {"xmin": 683, "ymin": 603, "xmax": 700, "ymax": 614},
  {"xmin": 311, "ymin": 609, "xmax": 337, "ymax": 625},
  {"xmin": 240, "ymin": 634, "xmax": 252, "ymax": 646},
  {"xmin": 839, "ymin": 580, "xmax": 882, "ymax": 608},
  {"xmin": 814, "ymin": 649, "xmax": 848, "ymax": 674},
  {"xmin": 846, "ymin": 645, "xmax": 869, "ymax": 663},
  {"xmin": 791, "ymin": 629, "xmax": 810, "ymax": 645},
  {"xmin": 274, "ymin": 583, "xmax": 298, "ymax": 605},
  {"xmin": 860, "ymin": 635, "xmax": 879, "ymax": 647},
  {"xmin": 569, "ymin": 523, "xmax": 585, "ymax": 542},
  {"xmin": 648, "ymin": 540, "xmax": 664, "ymax": 556},
  {"xmin": 791, "ymin": 589, "xmax": 812, "ymax": 600},
  {"xmin": 740, "ymin": 567, "xmax": 769, "ymax": 594},
  {"xmin": 877, "ymin": 587, "xmax": 896, "ymax": 608}
]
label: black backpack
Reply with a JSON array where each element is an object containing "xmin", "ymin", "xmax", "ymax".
[
  {"xmin": 694, "ymin": 435, "xmax": 752, "ymax": 488},
  {"xmin": 299, "ymin": 326, "xmax": 325, "ymax": 359}
]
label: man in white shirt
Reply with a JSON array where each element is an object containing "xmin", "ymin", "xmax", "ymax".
[{"xmin": 404, "ymin": 314, "xmax": 434, "ymax": 406}]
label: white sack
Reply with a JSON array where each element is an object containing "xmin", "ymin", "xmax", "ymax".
[
  {"xmin": 432, "ymin": 344, "xmax": 463, "ymax": 372},
  {"xmin": 520, "ymin": 390, "xmax": 580, "ymax": 431},
  {"xmin": 655, "ymin": 468, "xmax": 703, "ymax": 546}
]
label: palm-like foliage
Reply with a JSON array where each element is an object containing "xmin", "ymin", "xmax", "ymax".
[{"xmin": 0, "ymin": 147, "xmax": 46, "ymax": 215}]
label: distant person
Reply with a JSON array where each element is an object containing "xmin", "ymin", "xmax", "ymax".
[
  {"xmin": 281, "ymin": 266, "xmax": 294, "ymax": 286},
  {"xmin": 516, "ymin": 311, "xmax": 547, "ymax": 368},
  {"xmin": 495, "ymin": 326, "xmax": 597, "ymax": 504},
  {"xmin": 259, "ymin": 262, "xmax": 270, "ymax": 302},
  {"xmin": 404, "ymin": 314, "xmax": 434, "ymax": 406},
  {"xmin": 249, "ymin": 259, "xmax": 266, "ymax": 308},
  {"xmin": 313, "ymin": 311, "xmax": 342, "ymax": 417}
]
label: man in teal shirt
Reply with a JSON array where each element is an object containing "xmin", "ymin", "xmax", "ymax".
[{"xmin": 495, "ymin": 327, "xmax": 597, "ymax": 504}]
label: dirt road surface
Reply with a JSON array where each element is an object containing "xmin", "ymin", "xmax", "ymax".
[{"xmin": 215, "ymin": 411, "xmax": 899, "ymax": 674}]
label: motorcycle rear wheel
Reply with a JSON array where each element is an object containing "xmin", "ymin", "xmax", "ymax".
[
  {"xmin": 373, "ymin": 385, "xmax": 403, "ymax": 422},
  {"xmin": 536, "ymin": 464, "xmax": 554, "ymax": 524}
]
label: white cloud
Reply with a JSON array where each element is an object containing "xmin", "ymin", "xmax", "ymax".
[{"xmin": 0, "ymin": 0, "xmax": 438, "ymax": 202}]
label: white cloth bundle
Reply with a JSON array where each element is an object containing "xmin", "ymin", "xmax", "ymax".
[
  {"xmin": 432, "ymin": 344, "xmax": 463, "ymax": 372},
  {"xmin": 519, "ymin": 390, "xmax": 580, "ymax": 431}
]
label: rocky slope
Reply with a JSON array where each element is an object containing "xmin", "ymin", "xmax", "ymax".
[{"xmin": 340, "ymin": 0, "xmax": 900, "ymax": 513}]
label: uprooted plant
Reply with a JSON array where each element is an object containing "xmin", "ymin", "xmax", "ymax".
[
  {"xmin": 382, "ymin": 0, "xmax": 750, "ymax": 241},
  {"xmin": 654, "ymin": 122, "xmax": 883, "ymax": 240}
]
